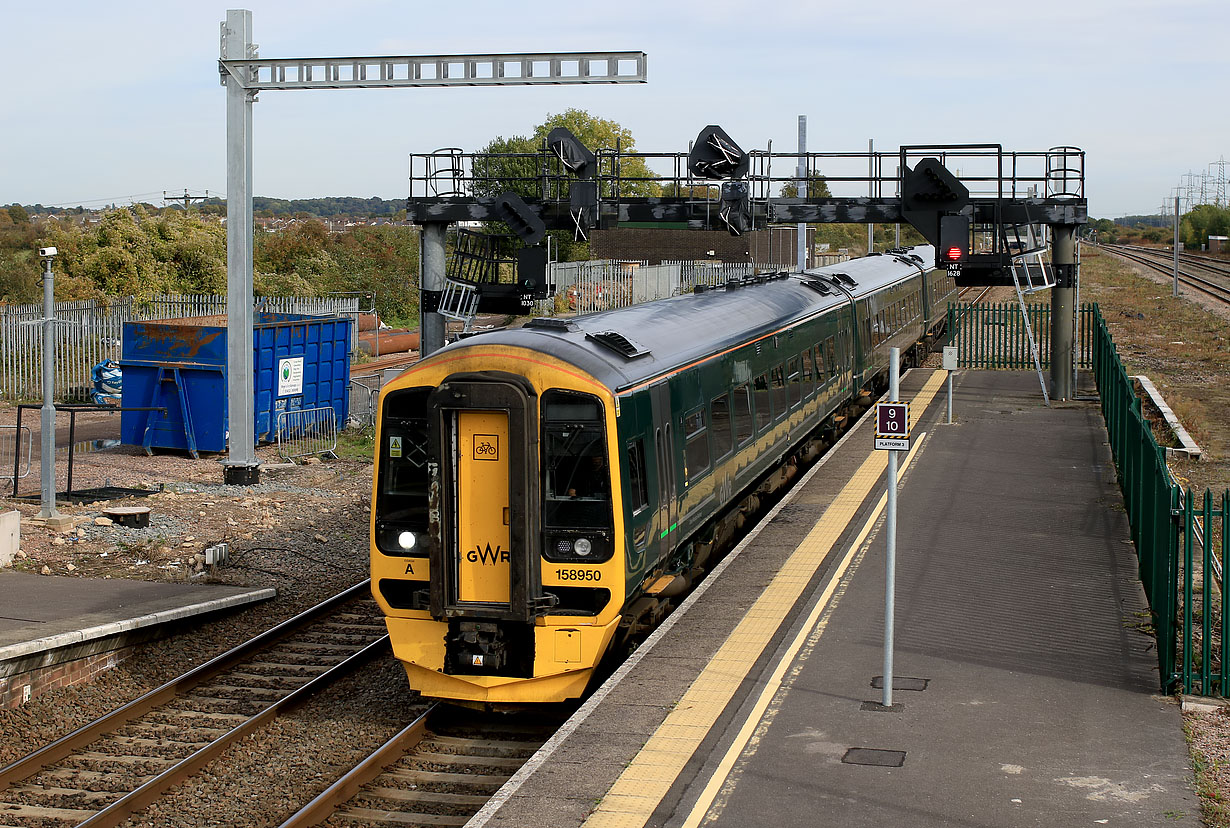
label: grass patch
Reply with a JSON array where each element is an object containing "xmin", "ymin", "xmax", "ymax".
[{"xmin": 334, "ymin": 426, "xmax": 376, "ymax": 463}]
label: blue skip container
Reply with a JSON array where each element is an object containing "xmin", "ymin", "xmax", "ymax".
[{"xmin": 120, "ymin": 313, "xmax": 351, "ymax": 456}]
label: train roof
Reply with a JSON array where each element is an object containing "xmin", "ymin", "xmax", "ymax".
[{"xmin": 438, "ymin": 245, "xmax": 936, "ymax": 393}]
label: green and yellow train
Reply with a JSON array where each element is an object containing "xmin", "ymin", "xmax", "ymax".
[{"xmin": 370, "ymin": 245, "xmax": 955, "ymax": 705}]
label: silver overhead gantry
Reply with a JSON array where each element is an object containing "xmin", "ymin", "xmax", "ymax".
[{"xmin": 217, "ymin": 8, "xmax": 646, "ymax": 484}]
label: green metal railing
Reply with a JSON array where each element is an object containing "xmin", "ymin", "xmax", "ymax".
[
  {"xmin": 1090, "ymin": 303, "xmax": 1228, "ymax": 696},
  {"xmin": 946, "ymin": 302, "xmax": 1096, "ymax": 370}
]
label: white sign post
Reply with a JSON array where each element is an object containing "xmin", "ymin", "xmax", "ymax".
[
  {"xmin": 874, "ymin": 347, "xmax": 908, "ymax": 707},
  {"xmin": 943, "ymin": 345, "xmax": 957, "ymax": 424}
]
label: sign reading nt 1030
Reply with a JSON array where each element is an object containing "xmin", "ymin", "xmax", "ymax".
[{"xmin": 874, "ymin": 401, "xmax": 910, "ymax": 451}]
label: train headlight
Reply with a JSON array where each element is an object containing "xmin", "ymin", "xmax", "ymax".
[
  {"xmin": 398, "ymin": 531, "xmax": 417, "ymax": 551},
  {"xmin": 573, "ymin": 537, "xmax": 592, "ymax": 557}
]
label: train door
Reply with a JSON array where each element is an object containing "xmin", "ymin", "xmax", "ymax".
[
  {"xmin": 649, "ymin": 382, "xmax": 676, "ymax": 558},
  {"xmin": 455, "ymin": 411, "xmax": 511, "ymax": 603},
  {"xmin": 426, "ymin": 375, "xmax": 543, "ymax": 626}
]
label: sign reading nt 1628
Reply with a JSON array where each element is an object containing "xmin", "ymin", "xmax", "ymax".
[{"xmin": 874, "ymin": 401, "xmax": 910, "ymax": 451}]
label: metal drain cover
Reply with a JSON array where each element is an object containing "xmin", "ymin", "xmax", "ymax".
[
  {"xmin": 842, "ymin": 748, "xmax": 906, "ymax": 767},
  {"xmin": 871, "ymin": 676, "xmax": 929, "ymax": 691}
]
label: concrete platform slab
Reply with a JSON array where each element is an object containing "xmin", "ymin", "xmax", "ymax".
[{"xmin": 0, "ymin": 570, "xmax": 274, "ymax": 705}]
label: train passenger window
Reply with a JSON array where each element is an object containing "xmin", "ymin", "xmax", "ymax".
[
  {"xmin": 825, "ymin": 338, "xmax": 839, "ymax": 380},
  {"xmin": 684, "ymin": 409, "xmax": 710, "ymax": 481},
  {"xmin": 814, "ymin": 345, "xmax": 827, "ymax": 384},
  {"xmin": 770, "ymin": 367, "xmax": 787, "ymax": 420},
  {"xmin": 711, "ymin": 393, "xmax": 734, "ymax": 459},
  {"xmin": 753, "ymin": 374, "xmax": 772, "ymax": 432},
  {"xmin": 800, "ymin": 350, "xmax": 815, "ymax": 396},
  {"xmin": 626, "ymin": 438, "xmax": 649, "ymax": 513},
  {"xmin": 787, "ymin": 358, "xmax": 802, "ymax": 408},
  {"xmin": 733, "ymin": 384, "xmax": 753, "ymax": 444},
  {"xmin": 542, "ymin": 390, "xmax": 613, "ymax": 532}
]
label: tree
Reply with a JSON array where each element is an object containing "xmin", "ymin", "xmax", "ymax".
[
  {"xmin": 779, "ymin": 176, "xmax": 832, "ymax": 199},
  {"xmin": 7, "ymin": 204, "xmax": 29, "ymax": 224},
  {"xmin": 471, "ymin": 134, "xmax": 540, "ymax": 199}
]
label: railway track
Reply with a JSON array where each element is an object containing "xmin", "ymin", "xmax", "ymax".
[
  {"xmin": 1102, "ymin": 243, "xmax": 1230, "ymax": 306},
  {"xmin": 279, "ymin": 704, "xmax": 566, "ymax": 828},
  {"xmin": 0, "ymin": 581, "xmax": 389, "ymax": 828}
]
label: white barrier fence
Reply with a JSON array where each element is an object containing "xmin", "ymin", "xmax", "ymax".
[
  {"xmin": 0, "ymin": 294, "xmax": 360, "ymax": 402},
  {"xmin": 275, "ymin": 406, "xmax": 339, "ymax": 461}
]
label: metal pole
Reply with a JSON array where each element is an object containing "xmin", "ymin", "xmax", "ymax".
[
  {"xmin": 946, "ymin": 371, "xmax": 953, "ymax": 424},
  {"xmin": 37, "ymin": 257, "xmax": 60, "ymax": 520},
  {"xmin": 867, "ymin": 139, "xmax": 875, "ymax": 255},
  {"xmin": 420, "ymin": 223, "xmax": 448, "ymax": 356},
  {"xmin": 797, "ymin": 115, "xmax": 807, "ymax": 271},
  {"xmin": 883, "ymin": 346, "xmax": 900, "ymax": 708},
  {"xmin": 222, "ymin": 9, "xmax": 258, "ymax": 484},
  {"xmin": 1049, "ymin": 226, "xmax": 1076, "ymax": 401},
  {"xmin": 1173, "ymin": 196, "xmax": 1181, "ymax": 298}
]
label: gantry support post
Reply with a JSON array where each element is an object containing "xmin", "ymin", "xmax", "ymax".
[
  {"xmin": 1049, "ymin": 225, "xmax": 1076, "ymax": 401},
  {"xmin": 221, "ymin": 9, "xmax": 259, "ymax": 484},
  {"xmin": 420, "ymin": 224, "xmax": 448, "ymax": 357}
]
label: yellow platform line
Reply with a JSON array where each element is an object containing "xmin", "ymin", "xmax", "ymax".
[{"xmin": 583, "ymin": 370, "xmax": 945, "ymax": 828}]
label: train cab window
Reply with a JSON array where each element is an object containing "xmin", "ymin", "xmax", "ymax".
[
  {"xmin": 375, "ymin": 387, "xmax": 431, "ymax": 556},
  {"xmin": 711, "ymin": 393, "xmax": 733, "ymax": 459},
  {"xmin": 542, "ymin": 390, "xmax": 614, "ymax": 562},
  {"xmin": 733, "ymin": 384, "xmax": 754, "ymax": 445},
  {"xmin": 626, "ymin": 438, "xmax": 649, "ymax": 513},
  {"xmin": 684, "ymin": 409, "xmax": 710, "ymax": 481},
  {"xmin": 770, "ymin": 366, "xmax": 787, "ymax": 420},
  {"xmin": 787, "ymin": 358, "xmax": 802, "ymax": 408},
  {"xmin": 753, "ymin": 374, "xmax": 772, "ymax": 432}
]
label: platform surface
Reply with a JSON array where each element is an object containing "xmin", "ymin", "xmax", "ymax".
[
  {"xmin": 0, "ymin": 570, "xmax": 274, "ymax": 662},
  {"xmin": 476, "ymin": 370, "xmax": 1198, "ymax": 828}
]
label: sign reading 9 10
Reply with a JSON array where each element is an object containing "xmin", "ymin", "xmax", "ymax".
[{"xmin": 874, "ymin": 401, "xmax": 910, "ymax": 451}]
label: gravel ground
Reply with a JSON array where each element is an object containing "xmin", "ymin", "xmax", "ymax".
[{"xmin": 0, "ymin": 412, "xmax": 435, "ymax": 826}]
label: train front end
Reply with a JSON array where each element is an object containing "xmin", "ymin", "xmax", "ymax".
[{"xmin": 370, "ymin": 345, "xmax": 626, "ymax": 706}]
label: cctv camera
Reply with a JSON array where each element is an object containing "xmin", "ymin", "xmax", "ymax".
[{"xmin": 38, "ymin": 246, "xmax": 58, "ymax": 257}]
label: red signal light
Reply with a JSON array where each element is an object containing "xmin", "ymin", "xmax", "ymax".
[{"xmin": 944, "ymin": 246, "xmax": 964, "ymax": 261}]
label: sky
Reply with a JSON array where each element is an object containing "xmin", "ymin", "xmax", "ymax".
[{"xmin": 1, "ymin": 0, "xmax": 1225, "ymax": 219}]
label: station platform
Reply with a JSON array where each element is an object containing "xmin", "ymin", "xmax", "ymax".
[
  {"xmin": 0, "ymin": 570, "xmax": 274, "ymax": 707},
  {"xmin": 474, "ymin": 369, "xmax": 1198, "ymax": 828}
]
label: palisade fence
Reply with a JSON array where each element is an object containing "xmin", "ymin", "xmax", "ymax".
[
  {"xmin": 945, "ymin": 302, "xmax": 1097, "ymax": 370},
  {"xmin": 547, "ymin": 260, "xmax": 758, "ymax": 315},
  {"xmin": 0, "ymin": 294, "xmax": 360, "ymax": 402},
  {"xmin": 1091, "ymin": 304, "xmax": 1228, "ymax": 696}
]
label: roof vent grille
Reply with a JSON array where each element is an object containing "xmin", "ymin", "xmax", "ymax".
[
  {"xmin": 586, "ymin": 330, "xmax": 651, "ymax": 359},
  {"xmin": 526, "ymin": 317, "xmax": 579, "ymax": 332}
]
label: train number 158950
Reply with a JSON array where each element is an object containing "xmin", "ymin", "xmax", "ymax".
[{"xmin": 555, "ymin": 568, "xmax": 602, "ymax": 582}]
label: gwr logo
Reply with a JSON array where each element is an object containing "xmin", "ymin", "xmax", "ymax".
[{"xmin": 467, "ymin": 544, "xmax": 510, "ymax": 565}]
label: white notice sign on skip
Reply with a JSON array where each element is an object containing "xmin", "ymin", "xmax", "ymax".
[{"xmin": 278, "ymin": 357, "xmax": 304, "ymax": 396}]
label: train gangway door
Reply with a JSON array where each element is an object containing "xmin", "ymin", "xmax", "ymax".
[{"xmin": 455, "ymin": 410, "xmax": 512, "ymax": 604}]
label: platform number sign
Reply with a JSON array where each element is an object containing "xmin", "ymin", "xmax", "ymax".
[{"xmin": 874, "ymin": 401, "xmax": 910, "ymax": 451}]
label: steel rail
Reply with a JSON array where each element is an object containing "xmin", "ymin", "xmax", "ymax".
[
  {"xmin": 276, "ymin": 704, "xmax": 439, "ymax": 828},
  {"xmin": 0, "ymin": 580, "xmax": 381, "ymax": 827},
  {"xmin": 76, "ymin": 635, "xmax": 390, "ymax": 827},
  {"xmin": 1102, "ymin": 245, "xmax": 1230, "ymax": 305}
]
